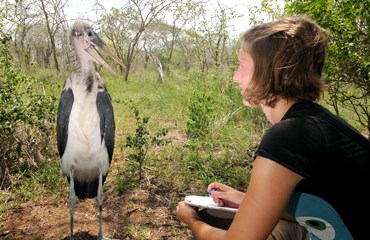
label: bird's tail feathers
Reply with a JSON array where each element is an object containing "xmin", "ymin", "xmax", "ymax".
[{"xmin": 68, "ymin": 176, "xmax": 107, "ymax": 199}]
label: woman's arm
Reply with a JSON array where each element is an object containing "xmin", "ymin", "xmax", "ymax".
[
  {"xmin": 177, "ymin": 156, "xmax": 304, "ymax": 240},
  {"xmin": 176, "ymin": 202, "xmax": 228, "ymax": 238}
]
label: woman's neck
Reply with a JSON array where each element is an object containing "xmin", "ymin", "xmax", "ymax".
[{"xmin": 261, "ymin": 99, "xmax": 296, "ymax": 124}]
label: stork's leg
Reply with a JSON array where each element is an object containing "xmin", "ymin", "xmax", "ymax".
[
  {"xmin": 69, "ymin": 167, "xmax": 75, "ymax": 240},
  {"xmin": 97, "ymin": 166, "xmax": 103, "ymax": 240}
]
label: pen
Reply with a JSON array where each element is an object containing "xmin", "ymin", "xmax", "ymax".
[{"xmin": 208, "ymin": 188, "xmax": 217, "ymax": 196}]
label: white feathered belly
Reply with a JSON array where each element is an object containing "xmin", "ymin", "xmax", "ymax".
[{"xmin": 61, "ymin": 97, "xmax": 110, "ymax": 181}]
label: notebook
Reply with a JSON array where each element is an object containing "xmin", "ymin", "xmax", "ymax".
[{"xmin": 184, "ymin": 195, "xmax": 238, "ymax": 213}]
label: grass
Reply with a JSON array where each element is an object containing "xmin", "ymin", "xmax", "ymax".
[
  {"xmin": 1, "ymin": 66, "xmax": 368, "ymax": 238},
  {"xmin": 8, "ymin": 66, "xmax": 368, "ymax": 196}
]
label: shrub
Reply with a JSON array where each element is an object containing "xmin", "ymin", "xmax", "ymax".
[
  {"xmin": 120, "ymin": 100, "xmax": 169, "ymax": 182},
  {"xmin": 185, "ymin": 91, "xmax": 215, "ymax": 139},
  {"xmin": 0, "ymin": 28, "xmax": 57, "ymax": 189}
]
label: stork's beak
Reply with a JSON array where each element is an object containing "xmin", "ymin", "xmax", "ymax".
[{"xmin": 84, "ymin": 35, "xmax": 126, "ymax": 76}]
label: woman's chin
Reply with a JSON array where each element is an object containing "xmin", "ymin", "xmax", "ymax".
[{"xmin": 243, "ymin": 99, "xmax": 252, "ymax": 106}]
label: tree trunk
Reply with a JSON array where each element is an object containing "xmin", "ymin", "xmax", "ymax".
[
  {"xmin": 40, "ymin": 0, "xmax": 60, "ymax": 72},
  {"xmin": 147, "ymin": 52, "xmax": 164, "ymax": 83}
]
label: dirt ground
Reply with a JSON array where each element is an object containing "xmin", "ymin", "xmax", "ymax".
[
  {"xmin": 1, "ymin": 183, "xmax": 194, "ymax": 240},
  {"xmin": 0, "ymin": 152, "xmax": 197, "ymax": 240},
  {"xmin": 1, "ymin": 129, "xmax": 198, "ymax": 239}
]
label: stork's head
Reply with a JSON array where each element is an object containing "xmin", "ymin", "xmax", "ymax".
[{"xmin": 69, "ymin": 21, "xmax": 125, "ymax": 75}]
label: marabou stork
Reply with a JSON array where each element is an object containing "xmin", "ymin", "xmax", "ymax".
[{"xmin": 56, "ymin": 20, "xmax": 125, "ymax": 239}]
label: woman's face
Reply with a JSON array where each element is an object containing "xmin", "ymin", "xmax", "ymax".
[{"xmin": 233, "ymin": 48, "xmax": 255, "ymax": 106}]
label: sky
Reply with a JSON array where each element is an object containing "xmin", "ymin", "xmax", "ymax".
[{"xmin": 65, "ymin": 0, "xmax": 284, "ymax": 36}]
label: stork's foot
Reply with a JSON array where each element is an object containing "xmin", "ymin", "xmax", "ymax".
[
  {"xmin": 63, "ymin": 231, "xmax": 108, "ymax": 240},
  {"xmin": 97, "ymin": 232, "xmax": 113, "ymax": 240}
]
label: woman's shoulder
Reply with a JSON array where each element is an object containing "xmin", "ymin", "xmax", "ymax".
[
  {"xmin": 260, "ymin": 103, "xmax": 328, "ymax": 154},
  {"xmin": 257, "ymin": 108, "xmax": 326, "ymax": 178},
  {"xmin": 268, "ymin": 111, "xmax": 322, "ymax": 141}
]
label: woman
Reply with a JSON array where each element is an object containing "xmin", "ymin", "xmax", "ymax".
[{"xmin": 176, "ymin": 16, "xmax": 370, "ymax": 240}]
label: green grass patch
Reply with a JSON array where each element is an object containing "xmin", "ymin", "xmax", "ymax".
[{"xmin": 1, "ymin": 65, "xmax": 367, "ymax": 227}]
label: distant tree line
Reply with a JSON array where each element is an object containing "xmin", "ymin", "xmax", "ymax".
[
  {"xmin": 0, "ymin": 0, "xmax": 241, "ymax": 81},
  {"xmin": 0, "ymin": 0, "xmax": 369, "ymax": 138}
]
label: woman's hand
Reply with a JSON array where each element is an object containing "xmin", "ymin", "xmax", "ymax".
[
  {"xmin": 176, "ymin": 201, "xmax": 202, "ymax": 226},
  {"xmin": 207, "ymin": 182, "xmax": 245, "ymax": 208}
]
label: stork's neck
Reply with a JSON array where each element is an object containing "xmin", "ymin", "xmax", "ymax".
[
  {"xmin": 79, "ymin": 56, "xmax": 95, "ymax": 74},
  {"xmin": 67, "ymin": 59, "xmax": 96, "ymax": 93},
  {"xmin": 67, "ymin": 70, "xmax": 97, "ymax": 96},
  {"xmin": 68, "ymin": 43, "xmax": 95, "ymax": 75}
]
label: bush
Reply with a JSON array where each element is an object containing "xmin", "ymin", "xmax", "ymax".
[
  {"xmin": 120, "ymin": 100, "xmax": 169, "ymax": 182},
  {"xmin": 185, "ymin": 91, "xmax": 215, "ymax": 139},
  {"xmin": 0, "ymin": 28, "xmax": 57, "ymax": 189}
]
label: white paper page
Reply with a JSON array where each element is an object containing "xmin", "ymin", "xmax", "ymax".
[{"xmin": 185, "ymin": 195, "xmax": 238, "ymax": 212}]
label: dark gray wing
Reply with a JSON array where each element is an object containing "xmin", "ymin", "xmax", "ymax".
[
  {"xmin": 96, "ymin": 91, "xmax": 115, "ymax": 164},
  {"xmin": 56, "ymin": 88, "xmax": 74, "ymax": 158}
]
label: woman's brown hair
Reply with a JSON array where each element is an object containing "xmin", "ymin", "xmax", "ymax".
[{"xmin": 241, "ymin": 16, "xmax": 329, "ymax": 107}]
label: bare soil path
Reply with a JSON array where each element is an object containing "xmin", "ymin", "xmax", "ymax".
[{"xmin": 1, "ymin": 175, "xmax": 194, "ymax": 239}]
